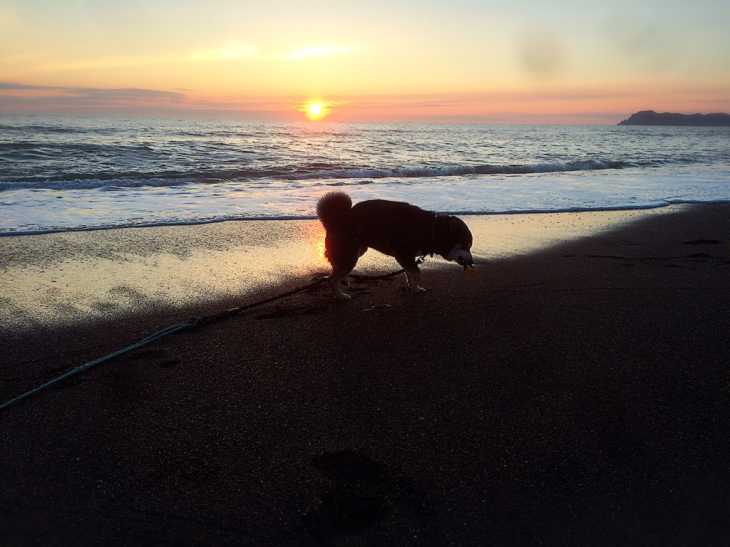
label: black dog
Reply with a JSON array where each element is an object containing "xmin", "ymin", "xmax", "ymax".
[{"xmin": 316, "ymin": 191, "xmax": 474, "ymax": 299}]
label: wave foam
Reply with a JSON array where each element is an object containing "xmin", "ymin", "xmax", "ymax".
[
  {"xmin": 289, "ymin": 160, "xmax": 628, "ymax": 180},
  {"xmin": 0, "ymin": 160, "xmax": 630, "ymax": 191},
  {"xmin": 0, "ymin": 178, "xmax": 191, "ymax": 191}
]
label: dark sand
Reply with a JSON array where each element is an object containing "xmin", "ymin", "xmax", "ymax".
[{"xmin": 1, "ymin": 204, "xmax": 729, "ymax": 546}]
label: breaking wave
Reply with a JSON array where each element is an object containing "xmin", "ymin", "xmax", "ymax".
[
  {"xmin": 290, "ymin": 160, "xmax": 630, "ymax": 180},
  {"xmin": 3, "ymin": 117, "xmax": 729, "ymax": 234},
  {"xmin": 0, "ymin": 160, "xmax": 631, "ymax": 191}
]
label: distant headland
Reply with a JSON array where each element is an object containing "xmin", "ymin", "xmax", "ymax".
[{"xmin": 618, "ymin": 110, "xmax": 730, "ymax": 126}]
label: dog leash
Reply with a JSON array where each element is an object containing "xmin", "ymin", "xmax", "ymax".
[{"xmin": 0, "ymin": 266, "xmax": 423, "ymax": 412}]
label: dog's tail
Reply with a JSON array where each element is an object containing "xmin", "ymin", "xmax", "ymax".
[{"xmin": 316, "ymin": 191, "xmax": 352, "ymax": 232}]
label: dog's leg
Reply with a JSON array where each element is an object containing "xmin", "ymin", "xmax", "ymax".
[
  {"xmin": 395, "ymin": 255, "xmax": 427, "ymax": 294},
  {"xmin": 325, "ymin": 236, "xmax": 362, "ymax": 299},
  {"xmin": 328, "ymin": 268, "xmax": 352, "ymax": 299},
  {"xmin": 348, "ymin": 246, "xmax": 366, "ymax": 287},
  {"xmin": 328, "ymin": 252, "xmax": 359, "ymax": 300}
]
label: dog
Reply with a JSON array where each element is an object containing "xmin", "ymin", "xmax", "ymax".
[{"xmin": 316, "ymin": 191, "xmax": 474, "ymax": 299}]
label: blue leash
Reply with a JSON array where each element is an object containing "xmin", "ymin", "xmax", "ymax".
[
  {"xmin": 0, "ymin": 317, "xmax": 200, "ymax": 411},
  {"xmin": 0, "ymin": 264, "xmax": 419, "ymax": 412}
]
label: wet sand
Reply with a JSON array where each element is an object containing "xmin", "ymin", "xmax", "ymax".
[
  {"xmin": 1, "ymin": 204, "xmax": 729, "ymax": 545},
  {"xmin": 1, "ymin": 207, "xmax": 677, "ymax": 334}
]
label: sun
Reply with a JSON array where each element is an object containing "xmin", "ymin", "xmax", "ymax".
[
  {"xmin": 300, "ymin": 101, "xmax": 330, "ymax": 121},
  {"xmin": 305, "ymin": 102, "xmax": 327, "ymax": 120},
  {"xmin": 299, "ymin": 99, "xmax": 346, "ymax": 121}
]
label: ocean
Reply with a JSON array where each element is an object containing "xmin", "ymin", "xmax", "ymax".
[{"xmin": 1, "ymin": 115, "xmax": 729, "ymax": 235}]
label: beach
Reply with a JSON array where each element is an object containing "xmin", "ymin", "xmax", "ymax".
[{"xmin": 1, "ymin": 204, "xmax": 729, "ymax": 545}]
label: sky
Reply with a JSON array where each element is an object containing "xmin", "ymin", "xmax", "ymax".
[{"xmin": 1, "ymin": 0, "xmax": 729, "ymax": 124}]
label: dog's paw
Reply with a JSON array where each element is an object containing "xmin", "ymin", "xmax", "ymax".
[
  {"xmin": 335, "ymin": 293, "xmax": 352, "ymax": 300},
  {"xmin": 409, "ymin": 286, "xmax": 428, "ymax": 294}
]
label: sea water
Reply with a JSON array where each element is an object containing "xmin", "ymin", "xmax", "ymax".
[{"xmin": 1, "ymin": 116, "xmax": 729, "ymax": 235}]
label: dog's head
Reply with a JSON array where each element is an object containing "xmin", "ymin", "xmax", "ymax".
[{"xmin": 440, "ymin": 216, "xmax": 474, "ymax": 268}]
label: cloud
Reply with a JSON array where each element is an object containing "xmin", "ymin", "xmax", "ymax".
[
  {"xmin": 291, "ymin": 99, "xmax": 350, "ymax": 112},
  {"xmin": 41, "ymin": 42, "xmax": 254, "ymax": 72},
  {"xmin": 0, "ymin": 82, "xmax": 185, "ymax": 106},
  {"xmin": 187, "ymin": 42, "xmax": 254, "ymax": 61},
  {"xmin": 0, "ymin": 82, "xmax": 48, "ymax": 90},
  {"xmin": 278, "ymin": 46, "xmax": 362, "ymax": 60},
  {"xmin": 68, "ymin": 87, "xmax": 185, "ymax": 103},
  {"xmin": 0, "ymin": 82, "xmax": 307, "ymax": 118}
]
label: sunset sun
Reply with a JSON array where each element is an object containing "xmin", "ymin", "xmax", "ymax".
[
  {"xmin": 305, "ymin": 102, "xmax": 326, "ymax": 120},
  {"xmin": 297, "ymin": 100, "xmax": 350, "ymax": 120}
]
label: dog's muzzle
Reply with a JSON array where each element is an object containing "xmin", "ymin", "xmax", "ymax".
[
  {"xmin": 446, "ymin": 245, "xmax": 474, "ymax": 268},
  {"xmin": 446, "ymin": 246, "xmax": 474, "ymax": 267},
  {"xmin": 454, "ymin": 251, "xmax": 474, "ymax": 268}
]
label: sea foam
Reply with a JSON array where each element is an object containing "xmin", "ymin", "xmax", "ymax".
[{"xmin": 1, "ymin": 117, "xmax": 729, "ymax": 234}]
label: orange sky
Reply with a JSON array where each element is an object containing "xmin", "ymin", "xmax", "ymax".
[{"xmin": 1, "ymin": 0, "xmax": 729, "ymax": 124}]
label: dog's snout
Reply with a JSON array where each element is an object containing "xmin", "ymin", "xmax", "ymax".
[{"xmin": 456, "ymin": 253, "xmax": 474, "ymax": 267}]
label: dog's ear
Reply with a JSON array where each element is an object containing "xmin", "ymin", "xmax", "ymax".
[{"xmin": 450, "ymin": 217, "xmax": 459, "ymax": 232}]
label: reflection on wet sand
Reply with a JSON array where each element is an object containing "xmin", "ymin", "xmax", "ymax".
[{"xmin": 0, "ymin": 206, "xmax": 677, "ymax": 332}]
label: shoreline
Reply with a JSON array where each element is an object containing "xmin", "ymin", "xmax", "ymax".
[
  {"xmin": 0, "ymin": 206, "xmax": 690, "ymax": 335},
  {"xmin": 1, "ymin": 203, "xmax": 729, "ymax": 545},
  {"xmin": 2, "ymin": 200, "xmax": 725, "ymax": 238}
]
